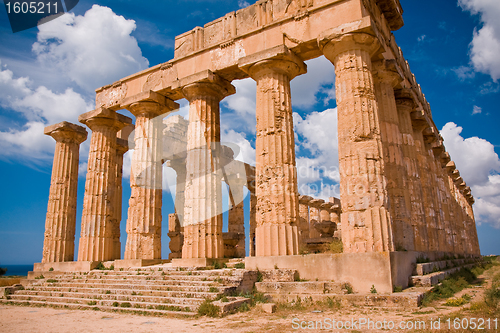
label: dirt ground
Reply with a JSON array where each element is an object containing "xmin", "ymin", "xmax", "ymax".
[{"xmin": 1, "ymin": 264, "xmax": 498, "ymax": 333}]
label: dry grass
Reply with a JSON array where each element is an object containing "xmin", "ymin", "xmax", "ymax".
[{"xmin": 0, "ymin": 277, "xmax": 23, "ymax": 287}]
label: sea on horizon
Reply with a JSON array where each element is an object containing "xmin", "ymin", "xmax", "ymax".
[{"xmin": 1, "ymin": 264, "xmax": 33, "ymax": 277}]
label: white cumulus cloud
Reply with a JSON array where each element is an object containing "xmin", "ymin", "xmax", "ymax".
[
  {"xmin": 33, "ymin": 5, "xmax": 149, "ymax": 91},
  {"xmin": 441, "ymin": 122, "xmax": 500, "ymax": 228},
  {"xmin": 0, "ymin": 5, "xmax": 149, "ymax": 165},
  {"xmin": 459, "ymin": 0, "xmax": 500, "ymax": 81}
]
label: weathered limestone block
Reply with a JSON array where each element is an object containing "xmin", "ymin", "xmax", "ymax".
[
  {"xmin": 78, "ymin": 108, "xmax": 132, "ymax": 262},
  {"xmin": 373, "ymin": 60, "xmax": 414, "ymax": 252},
  {"xmin": 42, "ymin": 122, "xmax": 88, "ymax": 263},
  {"xmin": 181, "ymin": 73, "xmax": 235, "ymax": 259},
  {"xmin": 121, "ymin": 91, "xmax": 179, "ymax": 260},
  {"xmin": 319, "ymin": 31, "xmax": 394, "ymax": 253},
  {"xmin": 239, "ymin": 45, "xmax": 305, "ymax": 256}
]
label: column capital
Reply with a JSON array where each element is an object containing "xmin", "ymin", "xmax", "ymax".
[
  {"xmin": 44, "ymin": 121, "xmax": 88, "ymax": 144},
  {"xmin": 238, "ymin": 45, "xmax": 306, "ymax": 80},
  {"xmin": 299, "ymin": 195, "xmax": 313, "ymax": 205},
  {"xmin": 395, "ymin": 89, "xmax": 416, "ymax": 110},
  {"xmin": 121, "ymin": 90, "xmax": 179, "ymax": 118},
  {"xmin": 318, "ymin": 32, "xmax": 381, "ymax": 63},
  {"xmin": 79, "ymin": 107, "xmax": 132, "ymax": 132},
  {"xmin": 372, "ymin": 59, "xmax": 403, "ymax": 87},
  {"xmin": 180, "ymin": 70, "xmax": 235, "ymax": 101}
]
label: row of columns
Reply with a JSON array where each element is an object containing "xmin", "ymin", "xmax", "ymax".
[
  {"xmin": 298, "ymin": 196, "xmax": 340, "ymax": 243},
  {"xmin": 42, "ymin": 30, "xmax": 480, "ymax": 263}
]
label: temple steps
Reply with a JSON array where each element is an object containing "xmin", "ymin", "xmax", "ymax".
[
  {"xmin": 410, "ymin": 257, "xmax": 482, "ymax": 287},
  {"xmin": 0, "ymin": 300, "xmax": 197, "ymax": 317},
  {"xmin": 2, "ymin": 267, "xmax": 253, "ymax": 316}
]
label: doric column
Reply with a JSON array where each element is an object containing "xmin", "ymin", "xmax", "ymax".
[
  {"xmin": 308, "ymin": 199, "xmax": 323, "ymax": 239},
  {"xmin": 122, "ymin": 91, "xmax": 179, "ymax": 260},
  {"xmin": 373, "ymin": 60, "xmax": 414, "ymax": 252},
  {"xmin": 112, "ymin": 137, "xmax": 128, "ymax": 260},
  {"xmin": 239, "ymin": 46, "xmax": 305, "ymax": 256},
  {"xmin": 329, "ymin": 197, "xmax": 341, "ymax": 239},
  {"xmin": 167, "ymin": 213, "xmax": 183, "ymax": 259},
  {"xmin": 395, "ymin": 91, "xmax": 429, "ymax": 251},
  {"xmin": 412, "ymin": 123, "xmax": 439, "ymax": 252},
  {"xmin": 319, "ymin": 32, "xmax": 394, "ymax": 253},
  {"xmin": 227, "ymin": 174, "xmax": 246, "ymax": 258},
  {"xmin": 166, "ymin": 159, "xmax": 187, "ymax": 224},
  {"xmin": 42, "ymin": 122, "xmax": 87, "ymax": 263},
  {"xmin": 298, "ymin": 195, "xmax": 312, "ymax": 245},
  {"xmin": 247, "ymin": 167, "xmax": 257, "ymax": 257},
  {"xmin": 181, "ymin": 73, "xmax": 235, "ymax": 259},
  {"xmin": 78, "ymin": 108, "xmax": 132, "ymax": 262}
]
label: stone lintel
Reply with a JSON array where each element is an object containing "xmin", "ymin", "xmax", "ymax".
[
  {"xmin": 121, "ymin": 90, "xmax": 179, "ymax": 116},
  {"xmin": 238, "ymin": 44, "xmax": 307, "ymax": 78},
  {"xmin": 44, "ymin": 121, "xmax": 88, "ymax": 144},
  {"xmin": 79, "ymin": 107, "xmax": 132, "ymax": 131}
]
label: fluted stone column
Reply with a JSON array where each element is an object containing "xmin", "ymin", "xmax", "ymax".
[
  {"xmin": 168, "ymin": 213, "xmax": 183, "ymax": 259},
  {"xmin": 298, "ymin": 195, "xmax": 312, "ymax": 245},
  {"xmin": 112, "ymin": 138, "xmax": 128, "ymax": 260},
  {"xmin": 78, "ymin": 108, "xmax": 132, "ymax": 262},
  {"xmin": 248, "ymin": 174, "xmax": 257, "ymax": 257},
  {"xmin": 182, "ymin": 77, "xmax": 235, "ymax": 259},
  {"xmin": 239, "ymin": 46, "xmax": 305, "ymax": 256},
  {"xmin": 412, "ymin": 125, "xmax": 439, "ymax": 252},
  {"xmin": 42, "ymin": 122, "xmax": 87, "ymax": 263},
  {"xmin": 122, "ymin": 91, "xmax": 179, "ymax": 260},
  {"xmin": 373, "ymin": 61, "xmax": 414, "ymax": 252},
  {"xmin": 227, "ymin": 175, "xmax": 246, "ymax": 258},
  {"xmin": 394, "ymin": 91, "xmax": 429, "ymax": 251},
  {"xmin": 329, "ymin": 197, "xmax": 341, "ymax": 239},
  {"xmin": 319, "ymin": 32, "xmax": 394, "ymax": 253},
  {"xmin": 166, "ymin": 159, "xmax": 187, "ymax": 224},
  {"xmin": 308, "ymin": 199, "xmax": 323, "ymax": 239}
]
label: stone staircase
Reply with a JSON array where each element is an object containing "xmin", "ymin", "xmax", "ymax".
[
  {"xmin": 410, "ymin": 257, "xmax": 482, "ymax": 287},
  {"xmin": 1, "ymin": 266, "xmax": 256, "ymax": 316}
]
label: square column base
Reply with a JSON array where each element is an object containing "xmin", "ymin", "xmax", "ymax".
[{"xmin": 33, "ymin": 261, "xmax": 99, "ymax": 272}]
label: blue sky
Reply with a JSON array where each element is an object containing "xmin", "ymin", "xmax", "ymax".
[{"xmin": 0, "ymin": 0, "xmax": 499, "ymax": 265}]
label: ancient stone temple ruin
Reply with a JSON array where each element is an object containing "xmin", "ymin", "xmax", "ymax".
[{"xmin": 34, "ymin": 0, "xmax": 481, "ymax": 295}]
